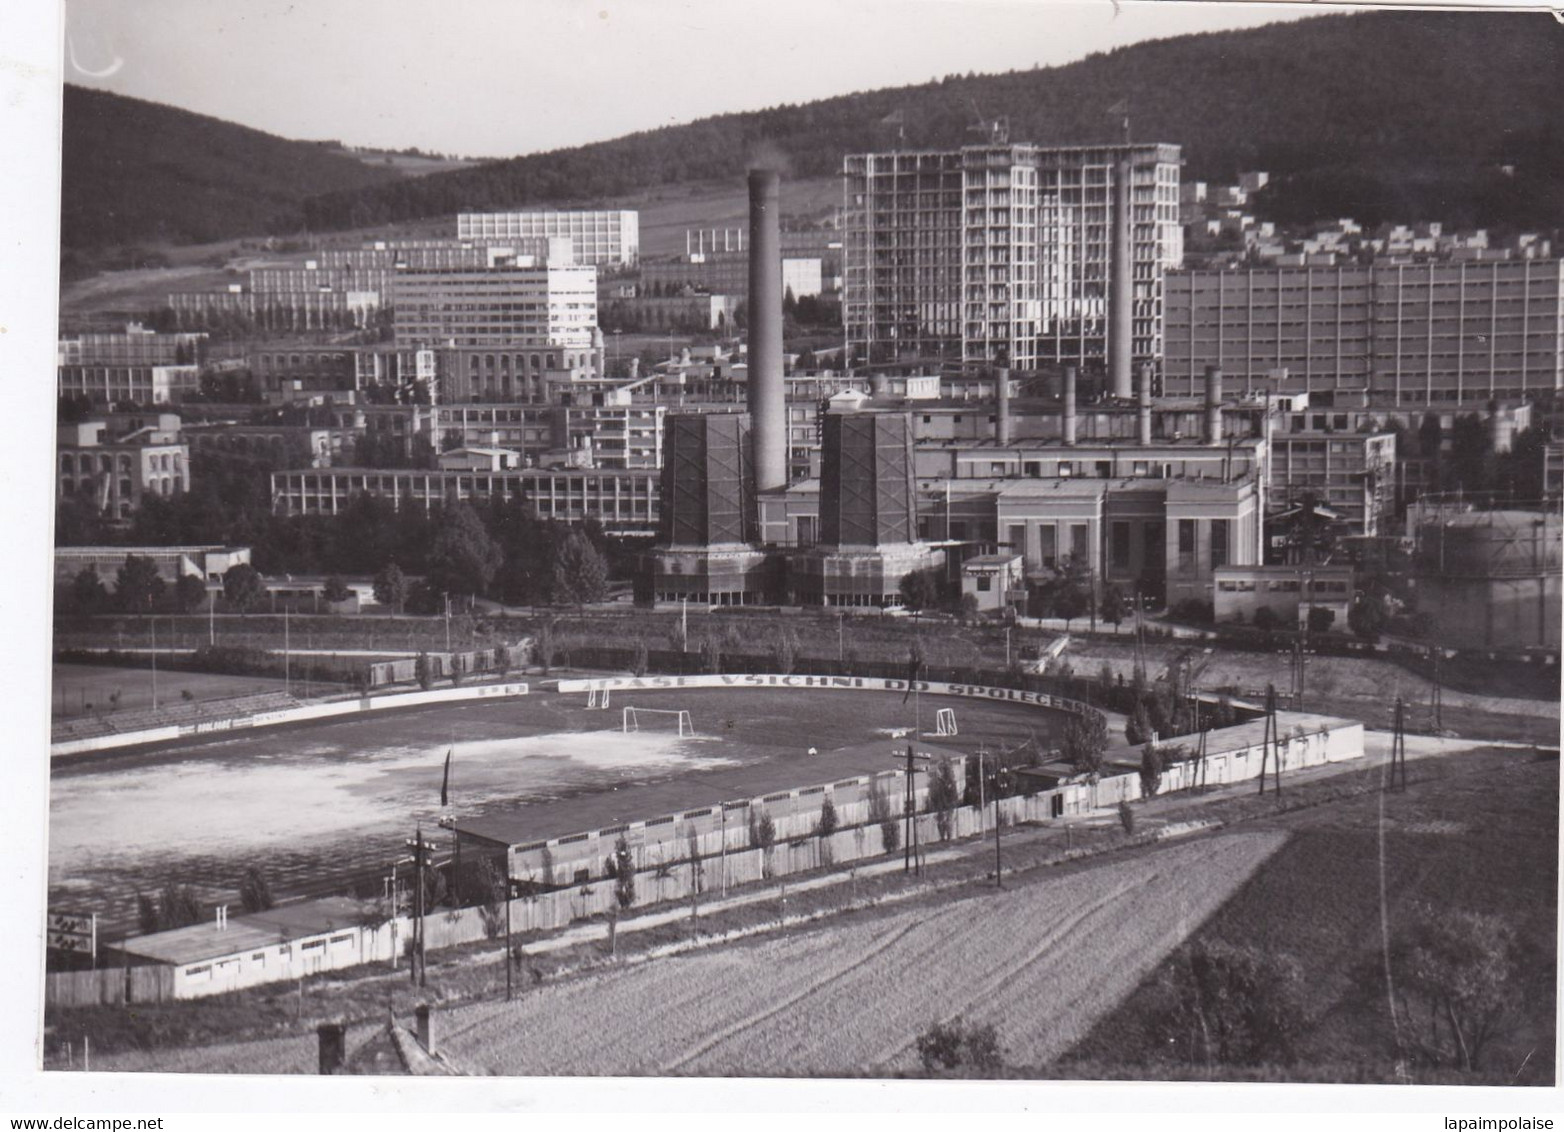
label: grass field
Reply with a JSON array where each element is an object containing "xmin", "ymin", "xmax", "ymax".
[
  {"xmin": 1063, "ymin": 749, "xmax": 1559, "ymax": 1083},
  {"xmin": 51, "ymin": 663, "xmax": 298, "ymax": 719}
]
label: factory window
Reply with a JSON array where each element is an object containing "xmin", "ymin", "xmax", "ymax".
[
  {"xmin": 1111, "ymin": 522, "xmax": 1131, "ymax": 569},
  {"xmin": 976, "ymin": 576, "xmax": 992, "ymax": 592},
  {"xmin": 1070, "ymin": 524, "xmax": 1089, "ymax": 564},
  {"xmin": 1211, "ymin": 520, "xmax": 1230, "ymax": 568}
]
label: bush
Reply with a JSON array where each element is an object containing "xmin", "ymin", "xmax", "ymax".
[
  {"xmin": 609, "ymin": 835, "xmax": 635, "ymax": 909},
  {"xmin": 816, "ymin": 796, "xmax": 839, "ymax": 838},
  {"xmin": 868, "ymin": 780, "xmax": 899, "ymax": 854},
  {"xmin": 1252, "ymin": 606, "xmax": 1282, "ymax": 633},
  {"xmin": 914, "ymin": 1018, "xmax": 1004, "ymax": 1076},
  {"xmin": 1118, "ymin": 799, "xmax": 1136, "ymax": 835},
  {"xmin": 928, "ymin": 757, "xmax": 960, "ymax": 840},
  {"xmin": 238, "ymin": 866, "xmax": 274, "ymax": 913},
  {"xmin": 1153, "ymin": 941, "xmax": 1306, "ymax": 1066},
  {"xmin": 1139, "ymin": 743, "xmax": 1164, "ymax": 798}
]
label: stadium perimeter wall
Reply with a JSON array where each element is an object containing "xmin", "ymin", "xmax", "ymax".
[{"xmin": 49, "ymin": 682, "xmax": 531, "ymax": 758}]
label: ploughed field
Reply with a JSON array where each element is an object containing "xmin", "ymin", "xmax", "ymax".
[{"xmin": 433, "ymin": 830, "xmax": 1287, "ymax": 1075}]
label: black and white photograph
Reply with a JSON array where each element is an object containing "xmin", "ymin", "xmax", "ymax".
[{"xmin": 3, "ymin": 0, "xmax": 1561, "ymax": 1115}]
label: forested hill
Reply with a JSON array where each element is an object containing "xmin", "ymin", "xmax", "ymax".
[
  {"xmin": 61, "ymin": 85, "xmax": 400, "ymax": 250},
  {"xmin": 301, "ymin": 10, "xmax": 1563, "ymax": 234},
  {"xmin": 62, "ymin": 10, "xmax": 1563, "ymax": 255}
]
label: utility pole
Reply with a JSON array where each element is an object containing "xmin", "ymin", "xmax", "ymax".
[
  {"xmin": 283, "ymin": 606, "xmax": 290, "ymax": 695},
  {"xmin": 993, "ymin": 767, "xmax": 1006, "ymax": 889},
  {"xmin": 1389, "ymin": 696, "xmax": 1408, "ymax": 792},
  {"xmin": 838, "ymin": 613, "xmax": 844, "ymax": 667},
  {"xmin": 208, "ymin": 585, "xmax": 215, "ymax": 646},
  {"xmin": 443, "ymin": 593, "xmax": 451, "ymax": 653},
  {"xmin": 896, "ymin": 745, "xmax": 933, "ymax": 876},
  {"xmin": 404, "ymin": 827, "xmax": 437, "ymax": 988},
  {"xmin": 150, "ymin": 618, "xmax": 158, "ymax": 711},
  {"xmin": 1259, "ymin": 683, "xmax": 1279, "ymax": 797}
]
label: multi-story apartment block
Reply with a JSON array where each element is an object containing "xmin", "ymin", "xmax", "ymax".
[
  {"xmin": 57, "ymin": 416, "xmax": 191, "ymax": 518},
  {"xmin": 392, "ymin": 265, "xmax": 599, "ymax": 353},
  {"xmin": 1163, "ymin": 259, "xmax": 1564, "ymax": 404},
  {"xmin": 842, "ymin": 142, "xmax": 1182, "ymax": 370},
  {"xmin": 58, "ymin": 324, "xmax": 206, "ymax": 406},
  {"xmin": 456, "ymin": 211, "xmax": 639, "ymax": 267}
]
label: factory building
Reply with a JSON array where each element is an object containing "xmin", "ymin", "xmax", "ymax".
[
  {"xmin": 1163, "ymin": 259, "xmax": 1564, "ymax": 404},
  {"xmin": 455, "ymin": 210, "xmax": 639, "ymax": 267}
]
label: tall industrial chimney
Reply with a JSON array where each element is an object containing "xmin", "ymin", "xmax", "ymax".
[
  {"xmin": 996, "ymin": 366, "xmax": 1012, "ymax": 446},
  {"xmin": 747, "ymin": 169, "xmax": 787, "ymax": 491},
  {"xmin": 1063, "ymin": 365, "xmax": 1078, "ymax": 446},
  {"xmin": 1137, "ymin": 362, "xmax": 1153, "ymax": 447},
  {"xmin": 1109, "ymin": 154, "xmax": 1134, "ymax": 401},
  {"xmin": 1205, "ymin": 365, "xmax": 1224, "ymax": 446}
]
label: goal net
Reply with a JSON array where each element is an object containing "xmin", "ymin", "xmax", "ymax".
[
  {"xmin": 586, "ymin": 688, "xmax": 611, "ymax": 710},
  {"xmin": 934, "ymin": 708, "xmax": 958, "ymax": 737},
  {"xmin": 622, "ymin": 706, "xmax": 695, "ymax": 737}
]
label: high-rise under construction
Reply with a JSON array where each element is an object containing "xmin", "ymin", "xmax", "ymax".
[{"xmin": 841, "ymin": 142, "xmax": 1183, "ymax": 379}]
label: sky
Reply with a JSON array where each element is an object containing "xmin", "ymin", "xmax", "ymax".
[{"xmin": 60, "ymin": 0, "xmax": 1338, "ymax": 159}]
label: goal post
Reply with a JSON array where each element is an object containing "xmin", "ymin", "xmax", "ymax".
[
  {"xmin": 622, "ymin": 706, "xmax": 695, "ymax": 737},
  {"xmin": 587, "ymin": 688, "xmax": 611, "ymax": 710},
  {"xmin": 934, "ymin": 708, "xmax": 957, "ymax": 737}
]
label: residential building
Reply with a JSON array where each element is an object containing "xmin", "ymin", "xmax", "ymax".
[
  {"xmin": 842, "ymin": 142, "xmax": 1183, "ymax": 370},
  {"xmin": 456, "ymin": 210, "xmax": 639, "ymax": 267},
  {"xmin": 1163, "ymin": 259, "xmax": 1564, "ymax": 403},
  {"xmin": 57, "ymin": 417, "xmax": 191, "ymax": 518}
]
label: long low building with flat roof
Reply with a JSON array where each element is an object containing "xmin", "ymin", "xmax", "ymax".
[{"xmin": 270, "ymin": 466, "xmax": 660, "ymax": 535}]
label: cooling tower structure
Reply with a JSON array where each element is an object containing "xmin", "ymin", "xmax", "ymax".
[
  {"xmin": 1410, "ymin": 502, "xmax": 1562, "ymax": 655},
  {"xmin": 747, "ymin": 168, "xmax": 787, "ymax": 493},
  {"xmin": 647, "ymin": 412, "xmax": 771, "ymax": 605},
  {"xmin": 790, "ymin": 410, "xmax": 942, "ymax": 607}
]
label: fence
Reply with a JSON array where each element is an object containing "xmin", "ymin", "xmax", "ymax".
[
  {"xmin": 367, "ymin": 646, "xmax": 529, "ymax": 689},
  {"xmin": 551, "ymin": 645, "xmax": 1166, "ymax": 715},
  {"xmin": 51, "ymin": 681, "xmax": 532, "ymax": 757},
  {"xmin": 44, "ymin": 966, "xmax": 174, "ymax": 1008}
]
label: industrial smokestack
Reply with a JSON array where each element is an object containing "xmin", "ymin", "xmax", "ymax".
[
  {"xmin": 1109, "ymin": 154, "xmax": 1134, "ymax": 401},
  {"xmin": 747, "ymin": 168, "xmax": 787, "ymax": 491},
  {"xmin": 1205, "ymin": 365, "xmax": 1224, "ymax": 446},
  {"xmin": 996, "ymin": 366, "xmax": 1012, "ymax": 446},
  {"xmin": 1063, "ymin": 365, "xmax": 1078, "ymax": 447},
  {"xmin": 1137, "ymin": 362, "xmax": 1153, "ymax": 447}
]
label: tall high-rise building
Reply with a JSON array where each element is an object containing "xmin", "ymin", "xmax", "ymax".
[{"xmin": 842, "ymin": 143, "xmax": 1182, "ymax": 372}]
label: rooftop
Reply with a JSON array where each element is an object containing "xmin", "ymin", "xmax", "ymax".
[
  {"xmin": 119, "ymin": 896, "xmax": 373, "ymax": 967},
  {"xmin": 456, "ymin": 736, "xmax": 965, "ymax": 850}
]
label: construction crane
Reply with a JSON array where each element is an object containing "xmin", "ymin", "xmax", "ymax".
[{"xmin": 966, "ymin": 98, "xmax": 1009, "ymax": 146}]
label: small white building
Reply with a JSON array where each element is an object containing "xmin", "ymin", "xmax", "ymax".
[{"xmin": 961, "ymin": 553, "xmax": 1024, "ymax": 613}]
